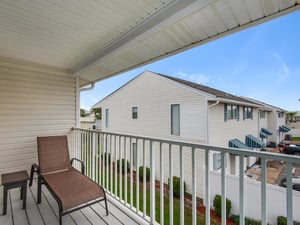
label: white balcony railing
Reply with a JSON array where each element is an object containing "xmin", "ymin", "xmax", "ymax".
[{"xmin": 72, "ymin": 128, "xmax": 299, "ymax": 225}]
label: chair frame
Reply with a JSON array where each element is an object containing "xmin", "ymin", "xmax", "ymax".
[{"xmin": 29, "ymin": 136, "xmax": 108, "ymax": 225}]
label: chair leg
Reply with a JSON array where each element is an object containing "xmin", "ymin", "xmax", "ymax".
[
  {"xmin": 29, "ymin": 164, "xmax": 35, "ymax": 187},
  {"xmin": 105, "ymin": 197, "xmax": 108, "ymax": 216},
  {"xmin": 37, "ymin": 177, "xmax": 42, "ymax": 204}
]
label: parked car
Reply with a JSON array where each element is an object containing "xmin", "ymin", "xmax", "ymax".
[
  {"xmin": 280, "ymin": 176, "xmax": 300, "ymax": 191},
  {"xmin": 280, "ymin": 144, "xmax": 300, "ymax": 156}
]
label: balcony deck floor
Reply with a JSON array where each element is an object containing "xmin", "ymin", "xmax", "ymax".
[{"xmin": 0, "ymin": 180, "xmax": 142, "ymax": 225}]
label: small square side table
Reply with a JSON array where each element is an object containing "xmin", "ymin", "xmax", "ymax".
[{"xmin": 2, "ymin": 170, "xmax": 29, "ymax": 215}]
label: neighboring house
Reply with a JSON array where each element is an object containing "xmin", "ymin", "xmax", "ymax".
[{"xmin": 92, "ymin": 70, "xmax": 288, "ymax": 196}]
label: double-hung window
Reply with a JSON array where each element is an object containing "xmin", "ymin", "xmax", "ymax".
[
  {"xmin": 224, "ymin": 104, "xmax": 239, "ymax": 121},
  {"xmin": 243, "ymin": 106, "xmax": 253, "ymax": 120},
  {"xmin": 132, "ymin": 107, "xmax": 138, "ymax": 119}
]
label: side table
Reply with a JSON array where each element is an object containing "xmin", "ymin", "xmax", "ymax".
[{"xmin": 1, "ymin": 170, "xmax": 29, "ymax": 215}]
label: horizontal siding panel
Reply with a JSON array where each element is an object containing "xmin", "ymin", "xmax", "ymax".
[{"xmin": 0, "ymin": 59, "xmax": 76, "ymax": 176}]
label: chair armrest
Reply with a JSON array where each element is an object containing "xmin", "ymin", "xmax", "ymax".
[
  {"xmin": 29, "ymin": 163, "xmax": 40, "ymax": 187},
  {"xmin": 71, "ymin": 158, "xmax": 85, "ymax": 174}
]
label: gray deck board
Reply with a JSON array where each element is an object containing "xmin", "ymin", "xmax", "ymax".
[{"xmin": 0, "ymin": 181, "xmax": 145, "ymax": 225}]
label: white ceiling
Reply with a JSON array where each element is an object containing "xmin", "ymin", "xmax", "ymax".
[{"xmin": 0, "ymin": 0, "xmax": 299, "ymax": 85}]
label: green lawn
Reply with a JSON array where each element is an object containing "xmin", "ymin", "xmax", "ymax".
[
  {"xmin": 292, "ymin": 137, "xmax": 300, "ymax": 141},
  {"xmin": 99, "ymin": 166, "xmax": 219, "ymax": 225}
]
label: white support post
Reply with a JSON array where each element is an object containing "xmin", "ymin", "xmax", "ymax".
[
  {"xmin": 221, "ymin": 152, "xmax": 226, "ymax": 225},
  {"xmin": 160, "ymin": 142, "xmax": 164, "ymax": 225},
  {"xmin": 286, "ymin": 162, "xmax": 293, "ymax": 225},
  {"xmin": 180, "ymin": 145, "xmax": 184, "ymax": 225},
  {"xmin": 192, "ymin": 148, "xmax": 197, "ymax": 225},
  {"xmin": 239, "ymin": 156, "xmax": 245, "ymax": 225},
  {"xmin": 136, "ymin": 139, "xmax": 140, "ymax": 213},
  {"xmin": 150, "ymin": 141, "xmax": 155, "ymax": 225},
  {"xmin": 143, "ymin": 139, "xmax": 147, "ymax": 217},
  {"xmin": 169, "ymin": 144, "xmax": 174, "ymax": 225},
  {"xmin": 261, "ymin": 158, "xmax": 267, "ymax": 225},
  {"xmin": 205, "ymin": 149, "xmax": 210, "ymax": 225}
]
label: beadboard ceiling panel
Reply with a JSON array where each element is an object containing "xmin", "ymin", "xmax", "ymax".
[{"xmin": 0, "ymin": 0, "xmax": 299, "ymax": 84}]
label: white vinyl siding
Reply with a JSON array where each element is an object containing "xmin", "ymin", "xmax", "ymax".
[{"xmin": 0, "ymin": 58, "xmax": 76, "ymax": 177}]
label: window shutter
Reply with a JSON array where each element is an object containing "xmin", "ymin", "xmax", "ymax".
[{"xmin": 237, "ymin": 105, "xmax": 240, "ymax": 121}]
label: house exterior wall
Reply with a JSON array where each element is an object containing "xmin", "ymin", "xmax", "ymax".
[
  {"xmin": 100, "ymin": 72, "xmax": 208, "ymax": 143},
  {"xmin": 99, "ymin": 71, "xmax": 208, "ymax": 197},
  {"xmin": 0, "ymin": 58, "xmax": 76, "ymax": 178},
  {"xmin": 208, "ymin": 104, "xmax": 259, "ymax": 147}
]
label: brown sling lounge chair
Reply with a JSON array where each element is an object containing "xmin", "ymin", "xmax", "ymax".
[{"xmin": 29, "ymin": 135, "xmax": 108, "ymax": 225}]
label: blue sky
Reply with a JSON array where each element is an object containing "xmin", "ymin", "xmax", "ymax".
[{"xmin": 81, "ymin": 10, "xmax": 300, "ymax": 112}]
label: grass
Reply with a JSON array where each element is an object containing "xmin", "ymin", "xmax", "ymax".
[
  {"xmin": 292, "ymin": 137, "xmax": 300, "ymax": 141},
  {"xmin": 98, "ymin": 166, "xmax": 219, "ymax": 225}
]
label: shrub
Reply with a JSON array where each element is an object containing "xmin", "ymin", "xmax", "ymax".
[
  {"xmin": 138, "ymin": 166, "xmax": 150, "ymax": 182},
  {"xmin": 168, "ymin": 176, "xmax": 186, "ymax": 197},
  {"xmin": 277, "ymin": 216, "xmax": 300, "ymax": 225},
  {"xmin": 116, "ymin": 159, "xmax": 130, "ymax": 173},
  {"xmin": 230, "ymin": 215, "xmax": 262, "ymax": 225},
  {"xmin": 101, "ymin": 152, "xmax": 111, "ymax": 164},
  {"xmin": 213, "ymin": 194, "xmax": 232, "ymax": 217}
]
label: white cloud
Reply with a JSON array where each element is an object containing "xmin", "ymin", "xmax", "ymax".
[{"xmin": 175, "ymin": 72, "xmax": 210, "ymax": 84}]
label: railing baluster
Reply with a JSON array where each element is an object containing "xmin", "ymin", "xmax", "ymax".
[
  {"xmin": 92, "ymin": 131, "xmax": 96, "ymax": 181},
  {"xmin": 160, "ymin": 142, "xmax": 164, "ymax": 225},
  {"xmin": 221, "ymin": 152, "xmax": 226, "ymax": 225},
  {"xmin": 286, "ymin": 162, "xmax": 293, "ymax": 225},
  {"xmin": 143, "ymin": 139, "xmax": 147, "ymax": 217},
  {"xmin": 130, "ymin": 138, "xmax": 133, "ymax": 208},
  {"xmin": 180, "ymin": 145, "xmax": 184, "ymax": 225},
  {"xmin": 150, "ymin": 140, "xmax": 155, "ymax": 225},
  {"xmin": 239, "ymin": 155, "xmax": 245, "ymax": 225},
  {"xmin": 124, "ymin": 137, "xmax": 127, "ymax": 203},
  {"xmin": 169, "ymin": 144, "xmax": 174, "ymax": 225},
  {"xmin": 192, "ymin": 147, "xmax": 196, "ymax": 225},
  {"xmin": 261, "ymin": 158, "xmax": 267, "ymax": 225},
  {"xmin": 119, "ymin": 136, "xmax": 123, "ymax": 202},
  {"xmin": 114, "ymin": 135, "xmax": 118, "ymax": 196},
  {"xmin": 205, "ymin": 149, "xmax": 210, "ymax": 225},
  {"xmin": 110, "ymin": 135, "xmax": 113, "ymax": 194},
  {"xmin": 136, "ymin": 139, "xmax": 140, "ymax": 213}
]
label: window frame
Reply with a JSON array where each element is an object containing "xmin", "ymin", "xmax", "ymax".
[
  {"xmin": 132, "ymin": 106, "xmax": 138, "ymax": 119},
  {"xmin": 243, "ymin": 106, "xmax": 253, "ymax": 120},
  {"xmin": 171, "ymin": 104, "xmax": 180, "ymax": 135},
  {"xmin": 224, "ymin": 104, "xmax": 239, "ymax": 121},
  {"xmin": 105, "ymin": 108, "xmax": 109, "ymax": 127}
]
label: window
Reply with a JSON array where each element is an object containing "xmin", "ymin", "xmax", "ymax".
[
  {"xmin": 224, "ymin": 104, "xmax": 239, "ymax": 121},
  {"xmin": 105, "ymin": 109, "xmax": 109, "ymax": 127},
  {"xmin": 171, "ymin": 104, "xmax": 180, "ymax": 135},
  {"xmin": 260, "ymin": 110, "xmax": 265, "ymax": 119},
  {"xmin": 278, "ymin": 112, "xmax": 284, "ymax": 118},
  {"xmin": 243, "ymin": 106, "xmax": 253, "ymax": 120},
  {"xmin": 132, "ymin": 106, "xmax": 138, "ymax": 119}
]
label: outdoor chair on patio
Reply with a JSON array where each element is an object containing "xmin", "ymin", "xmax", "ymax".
[{"xmin": 29, "ymin": 135, "xmax": 108, "ymax": 225}]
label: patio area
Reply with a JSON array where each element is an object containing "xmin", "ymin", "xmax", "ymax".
[{"xmin": 0, "ymin": 179, "xmax": 145, "ymax": 225}]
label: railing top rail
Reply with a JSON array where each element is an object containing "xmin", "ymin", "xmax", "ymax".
[{"xmin": 72, "ymin": 127, "xmax": 300, "ymax": 164}]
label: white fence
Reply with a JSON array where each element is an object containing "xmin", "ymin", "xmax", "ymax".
[{"xmin": 210, "ymin": 171, "xmax": 300, "ymax": 225}]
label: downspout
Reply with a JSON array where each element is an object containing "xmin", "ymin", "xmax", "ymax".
[
  {"xmin": 75, "ymin": 80, "xmax": 96, "ymax": 128},
  {"xmin": 207, "ymin": 100, "xmax": 220, "ymax": 144}
]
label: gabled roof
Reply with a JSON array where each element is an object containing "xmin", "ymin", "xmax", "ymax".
[
  {"xmin": 93, "ymin": 71, "xmax": 268, "ymax": 108},
  {"xmin": 158, "ymin": 73, "xmax": 257, "ymax": 105},
  {"xmin": 242, "ymin": 97, "xmax": 288, "ymax": 112}
]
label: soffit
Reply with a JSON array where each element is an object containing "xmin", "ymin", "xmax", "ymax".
[{"xmin": 0, "ymin": 0, "xmax": 299, "ymax": 84}]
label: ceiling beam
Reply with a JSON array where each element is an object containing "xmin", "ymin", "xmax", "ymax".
[{"xmin": 72, "ymin": 0, "xmax": 216, "ymax": 76}]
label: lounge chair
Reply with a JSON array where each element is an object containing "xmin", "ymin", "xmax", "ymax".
[{"xmin": 29, "ymin": 135, "xmax": 108, "ymax": 225}]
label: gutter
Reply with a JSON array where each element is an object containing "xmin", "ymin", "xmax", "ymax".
[{"xmin": 80, "ymin": 82, "xmax": 95, "ymax": 92}]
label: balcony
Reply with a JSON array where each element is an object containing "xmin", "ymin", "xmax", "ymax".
[{"xmin": 1, "ymin": 128, "xmax": 299, "ymax": 225}]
